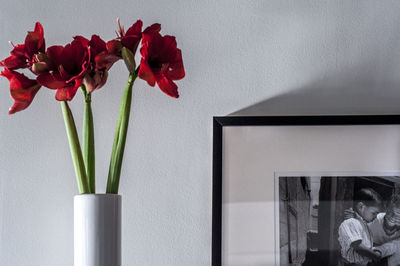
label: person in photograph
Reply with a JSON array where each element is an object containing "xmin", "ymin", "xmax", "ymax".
[
  {"xmin": 365, "ymin": 193, "xmax": 400, "ymax": 266},
  {"xmin": 343, "ymin": 192, "xmax": 400, "ymax": 266},
  {"xmin": 338, "ymin": 188, "xmax": 383, "ymax": 266}
]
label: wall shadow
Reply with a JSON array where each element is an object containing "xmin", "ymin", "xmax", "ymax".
[{"xmin": 230, "ymin": 66, "xmax": 400, "ymax": 116}]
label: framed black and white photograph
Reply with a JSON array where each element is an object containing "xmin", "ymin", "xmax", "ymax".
[{"xmin": 212, "ymin": 116, "xmax": 400, "ymax": 266}]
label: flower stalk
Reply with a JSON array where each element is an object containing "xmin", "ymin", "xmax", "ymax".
[
  {"xmin": 106, "ymin": 72, "xmax": 137, "ymax": 194},
  {"xmin": 61, "ymin": 101, "xmax": 90, "ymax": 194},
  {"xmin": 82, "ymin": 86, "xmax": 95, "ymax": 193}
]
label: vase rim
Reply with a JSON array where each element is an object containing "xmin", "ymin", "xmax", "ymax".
[{"xmin": 74, "ymin": 193, "xmax": 121, "ymax": 198}]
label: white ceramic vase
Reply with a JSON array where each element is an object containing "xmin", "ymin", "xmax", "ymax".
[{"xmin": 74, "ymin": 194, "xmax": 121, "ymax": 266}]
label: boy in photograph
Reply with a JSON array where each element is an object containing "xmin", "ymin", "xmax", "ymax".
[{"xmin": 338, "ymin": 188, "xmax": 383, "ymax": 266}]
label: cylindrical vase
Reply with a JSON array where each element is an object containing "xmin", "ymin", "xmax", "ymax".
[{"xmin": 74, "ymin": 194, "xmax": 121, "ymax": 266}]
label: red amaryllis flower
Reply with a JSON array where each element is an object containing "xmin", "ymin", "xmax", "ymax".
[
  {"xmin": 37, "ymin": 38, "xmax": 90, "ymax": 101},
  {"xmin": 74, "ymin": 35, "xmax": 119, "ymax": 92},
  {"xmin": 1, "ymin": 69, "xmax": 41, "ymax": 114},
  {"xmin": 107, "ymin": 19, "xmax": 143, "ymax": 58},
  {"xmin": 138, "ymin": 28, "xmax": 185, "ymax": 98},
  {"xmin": 75, "ymin": 35, "xmax": 118, "ymax": 71},
  {"xmin": 0, "ymin": 22, "xmax": 45, "ymax": 71}
]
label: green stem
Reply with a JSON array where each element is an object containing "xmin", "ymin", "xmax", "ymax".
[
  {"xmin": 61, "ymin": 101, "xmax": 90, "ymax": 194},
  {"xmin": 82, "ymin": 91, "xmax": 95, "ymax": 193},
  {"xmin": 106, "ymin": 72, "xmax": 137, "ymax": 194}
]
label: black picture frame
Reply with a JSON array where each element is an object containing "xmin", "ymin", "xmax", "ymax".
[{"xmin": 212, "ymin": 115, "xmax": 400, "ymax": 266}]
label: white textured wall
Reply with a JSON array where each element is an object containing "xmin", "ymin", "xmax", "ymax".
[{"xmin": 1, "ymin": 1, "xmax": 400, "ymax": 265}]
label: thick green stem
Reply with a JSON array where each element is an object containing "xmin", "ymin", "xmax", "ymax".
[
  {"xmin": 106, "ymin": 72, "xmax": 137, "ymax": 194},
  {"xmin": 83, "ymin": 92, "xmax": 95, "ymax": 193},
  {"xmin": 61, "ymin": 101, "xmax": 90, "ymax": 194}
]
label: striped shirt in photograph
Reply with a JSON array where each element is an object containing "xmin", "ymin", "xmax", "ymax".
[{"xmin": 338, "ymin": 215, "xmax": 373, "ymax": 266}]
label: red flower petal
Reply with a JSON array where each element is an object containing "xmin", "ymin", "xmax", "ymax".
[
  {"xmin": 45, "ymin": 45, "xmax": 64, "ymax": 67},
  {"xmin": 119, "ymin": 20, "xmax": 143, "ymax": 55},
  {"xmin": 24, "ymin": 22, "xmax": 45, "ymax": 57},
  {"xmin": 55, "ymin": 79, "xmax": 82, "ymax": 101},
  {"xmin": 138, "ymin": 58, "xmax": 156, "ymax": 86},
  {"xmin": 1, "ymin": 69, "xmax": 37, "ymax": 90},
  {"xmin": 143, "ymin": 23, "xmax": 161, "ymax": 34},
  {"xmin": 125, "ymin": 20, "xmax": 143, "ymax": 36},
  {"xmin": 161, "ymin": 35, "xmax": 178, "ymax": 58},
  {"xmin": 8, "ymin": 101, "xmax": 31, "ymax": 114},
  {"xmin": 1, "ymin": 45, "xmax": 27, "ymax": 69},
  {"xmin": 58, "ymin": 65, "xmax": 72, "ymax": 81},
  {"xmin": 73, "ymin": 35, "xmax": 89, "ymax": 47},
  {"xmin": 88, "ymin": 35, "xmax": 107, "ymax": 57},
  {"xmin": 106, "ymin": 39, "xmax": 123, "ymax": 56},
  {"xmin": 0, "ymin": 54, "xmax": 28, "ymax": 69},
  {"xmin": 156, "ymin": 75, "xmax": 179, "ymax": 98},
  {"xmin": 95, "ymin": 51, "xmax": 120, "ymax": 70},
  {"xmin": 61, "ymin": 43, "xmax": 79, "ymax": 73},
  {"xmin": 121, "ymin": 36, "xmax": 142, "ymax": 54},
  {"xmin": 1, "ymin": 69, "xmax": 41, "ymax": 114},
  {"xmin": 166, "ymin": 49, "xmax": 185, "ymax": 80},
  {"xmin": 85, "ymin": 35, "xmax": 120, "ymax": 70},
  {"xmin": 61, "ymin": 39, "xmax": 89, "ymax": 76},
  {"xmin": 140, "ymin": 32, "xmax": 163, "ymax": 59},
  {"xmin": 10, "ymin": 44, "xmax": 25, "ymax": 57},
  {"xmin": 37, "ymin": 72, "xmax": 66, "ymax": 89}
]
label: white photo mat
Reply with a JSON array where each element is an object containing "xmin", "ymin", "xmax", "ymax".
[{"xmin": 220, "ymin": 124, "xmax": 400, "ymax": 266}]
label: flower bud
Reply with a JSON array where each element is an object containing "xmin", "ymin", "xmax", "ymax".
[
  {"xmin": 83, "ymin": 70, "xmax": 108, "ymax": 93},
  {"xmin": 31, "ymin": 62, "xmax": 48, "ymax": 75},
  {"xmin": 34, "ymin": 52, "xmax": 47, "ymax": 62},
  {"xmin": 121, "ymin": 47, "xmax": 136, "ymax": 73},
  {"xmin": 31, "ymin": 52, "xmax": 53, "ymax": 75}
]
